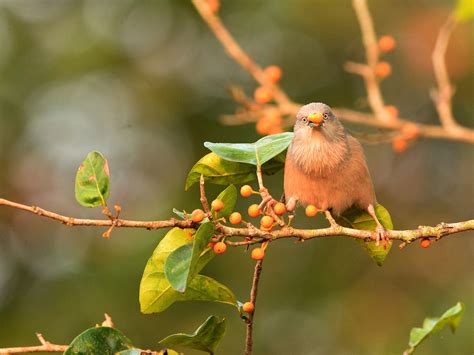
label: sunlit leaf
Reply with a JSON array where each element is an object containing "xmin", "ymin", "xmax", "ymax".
[
  {"xmin": 337, "ymin": 204, "xmax": 393, "ymax": 266},
  {"xmin": 455, "ymin": 0, "xmax": 474, "ymax": 22},
  {"xmin": 75, "ymin": 151, "xmax": 110, "ymax": 207},
  {"xmin": 204, "ymin": 132, "xmax": 293, "ymax": 166},
  {"xmin": 407, "ymin": 302, "xmax": 465, "ymax": 352},
  {"xmin": 185, "ymin": 152, "xmax": 284, "ymax": 190},
  {"xmin": 165, "ymin": 223, "xmax": 214, "ymax": 292},
  {"xmin": 65, "ymin": 327, "xmax": 133, "ymax": 354},
  {"xmin": 140, "ymin": 228, "xmax": 237, "ymax": 314},
  {"xmin": 160, "ymin": 316, "xmax": 226, "ymax": 354}
]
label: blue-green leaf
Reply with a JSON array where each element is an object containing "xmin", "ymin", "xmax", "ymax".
[{"xmin": 204, "ymin": 132, "xmax": 293, "ymax": 166}]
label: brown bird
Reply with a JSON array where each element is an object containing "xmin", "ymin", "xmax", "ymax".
[{"xmin": 284, "ymin": 102, "xmax": 387, "ymax": 243}]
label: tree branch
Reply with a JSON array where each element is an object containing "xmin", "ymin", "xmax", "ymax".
[
  {"xmin": 1, "ymin": 198, "xmax": 472, "ymax": 246},
  {"xmin": 190, "ymin": 0, "xmax": 474, "ymax": 144}
]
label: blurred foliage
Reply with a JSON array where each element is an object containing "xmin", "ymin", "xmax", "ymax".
[{"xmin": 0, "ymin": 1, "xmax": 472, "ymax": 354}]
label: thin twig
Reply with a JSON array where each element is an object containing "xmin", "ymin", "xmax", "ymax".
[
  {"xmin": 199, "ymin": 174, "xmax": 211, "ymax": 214},
  {"xmin": 350, "ymin": 0, "xmax": 392, "ymax": 121},
  {"xmin": 0, "ymin": 334, "xmax": 68, "ymax": 354},
  {"xmin": 245, "ymin": 259, "xmax": 263, "ymax": 355},
  {"xmin": 431, "ymin": 14, "xmax": 464, "ymax": 133},
  {"xmin": 191, "ymin": 0, "xmax": 294, "ymax": 113}
]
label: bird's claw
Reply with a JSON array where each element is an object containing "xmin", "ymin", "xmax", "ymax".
[{"xmin": 374, "ymin": 225, "xmax": 389, "ymax": 248}]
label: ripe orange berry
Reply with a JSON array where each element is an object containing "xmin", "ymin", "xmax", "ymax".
[
  {"xmin": 260, "ymin": 216, "xmax": 274, "ymax": 229},
  {"xmin": 273, "ymin": 202, "xmax": 287, "ymax": 215},
  {"xmin": 385, "ymin": 105, "xmax": 399, "ymax": 120},
  {"xmin": 248, "ymin": 204, "xmax": 261, "ymax": 218},
  {"xmin": 256, "ymin": 117, "xmax": 272, "ymax": 135},
  {"xmin": 375, "ymin": 61, "xmax": 392, "ymax": 78},
  {"xmin": 305, "ymin": 205, "xmax": 318, "ymax": 217},
  {"xmin": 213, "ymin": 241, "xmax": 227, "ymax": 254},
  {"xmin": 251, "ymin": 247, "xmax": 265, "ymax": 260},
  {"xmin": 420, "ymin": 238, "xmax": 431, "ymax": 248},
  {"xmin": 240, "ymin": 185, "xmax": 253, "ymax": 197},
  {"xmin": 211, "ymin": 199, "xmax": 224, "ymax": 212},
  {"xmin": 206, "ymin": 0, "xmax": 220, "ymax": 13},
  {"xmin": 265, "ymin": 109, "xmax": 283, "ymax": 126},
  {"xmin": 268, "ymin": 125, "xmax": 283, "ymax": 134},
  {"xmin": 378, "ymin": 35, "xmax": 396, "ymax": 53},
  {"xmin": 191, "ymin": 209, "xmax": 205, "ymax": 223},
  {"xmin": 401, "ymin": 123, "xmax": 420, "ymax": 140},
  {"xmin": 242, "ymin": 302, "xmax": 255, "ymax": 313},
  {"xmin": 229, "ymin": 212, "xmax": 242, "ymax": 225},
  {"xmin": 264, "ymin": 65, "xmax": 282, "ymax": 83},
  {"xmin": 254, "ymin": 86, "xmax": 273, "ymax": 104},
  {"xmin": 392, "ymin": 136, "xmax": 408, "ymax": 153}
]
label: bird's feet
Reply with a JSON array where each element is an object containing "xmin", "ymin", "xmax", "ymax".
[{"xmin": 374, "ymin": 225, "xmax": 389, "ymax": 248}]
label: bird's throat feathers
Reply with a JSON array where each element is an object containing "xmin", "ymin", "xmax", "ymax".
[{"xmin": 290, "ymin": 126, "xmax": 350, "ymax": 177}]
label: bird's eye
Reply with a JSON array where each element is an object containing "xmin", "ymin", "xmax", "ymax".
[
  {"xmin": 323, "ymin": 113, "xmax": 329, "ymax": 119},
  {"xmin": 302, "ymin": 117, "xmax": 308, "ymax": 123}
]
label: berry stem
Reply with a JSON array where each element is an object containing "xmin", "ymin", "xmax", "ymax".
[{"xmin": 245, "ymin": 259, "xmax": 264, "ymax": 355}]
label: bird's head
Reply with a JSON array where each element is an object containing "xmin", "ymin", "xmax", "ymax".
[{"xmin": 294, "ymin": 102, "xmax": 345, "ymax": 141}]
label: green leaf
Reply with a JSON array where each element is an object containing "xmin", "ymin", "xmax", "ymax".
[
  {"xmin": 407, "ymin": 302, "xmax": 465, "ymax": 352},
  {"xmin": 160, "ymin": 316, "xmax": 226, "ymax": 354},
  {"xmin": 204, "ymin": 132, "xmax": 293, "ymax": 166},
  {"xmin": 165, "ymin": 223, "xmax": 215, "ymax": 292},
  {"xmin": 75, "ymin": 151, "xmax": 110, "ymax": 207},
  {"xmin": 140, "ymin": 228, "xmax": 237, "ymax": 314},
  {"xmin": 65, "ymin": 327, "xmax": 133, "ymax": 355},
  {"xmin": 214, "ymin": 184, "xmax": 237, "ymax": 218},
  {"xmin": 337, "ymin": 204, "xmax": 393, "ymax": 266},
  {"xmin": 185, "ymin": 152, "xmax": 284, "ymax": 190},
  {"xmin": 117, "ymin": 349, "xmax": 179, "ymax": 355},
  {"xmin": 455, "ymin": 0, "xmax": 474, "ymax": 22}
]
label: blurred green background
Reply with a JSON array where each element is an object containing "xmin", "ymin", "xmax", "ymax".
[{"xmin": 0, "ymin": 0, "xmax": 472, "ymax": 354}]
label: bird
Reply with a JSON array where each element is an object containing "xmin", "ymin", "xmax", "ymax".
[{"xmin": 283, "ymin": 102, "xmax": 387, "ymax": 243}]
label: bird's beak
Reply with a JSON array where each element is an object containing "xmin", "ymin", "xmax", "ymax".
[{"xmin": 308, "ymin": 112, "xmax": 324, "ymax": 128}]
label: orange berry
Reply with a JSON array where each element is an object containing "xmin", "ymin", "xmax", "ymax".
[
  {"xmin": 420, "ymin": 238, "xmax": 431, "ymax": 248},
  {"xmin": 248, "ymin": 204, "xmax": 261, "ymax": 218},
  {"xmin": 211, "ymin": 199, "xmax": 224, "ymax": 212},
  {"xmin": 401, "ymin": 123, "xmax": 420, "ymax": 140},
  {"xmin": 305, "ymin": 205, "xmax": 318, "ymax": 217},
  {"xmin": 385, "ymin": 105, "xmax": 399, "ymax": 119},
  {"xmin": 191, "ymin": 209, "xmax": 205, "ymax": 223},
  {"xmin": 213, "ymin": 241, "xmax": 227, "ymax": 254},
  {"xmin": 254, "ymin": 86, "xmax": 273, "ymax": 104},
  {"xmin": 251, "ymin": 247, "xmax": 265, "ymax": 260},
  {"xmin": 267, "ymin": 125, "xmax": 283, "ymax": 134},
  {"xmin": 206, "ymin": 0, "xmax": 220, "ymax": 13},
  {"xmin": 378, "ymin": 35, "xmax": 396, "ymax": 53},
  {"xmin": 273, "ymin": 202, "xmax": 287, "ymax": 215},
  {"xmin": 229, "ymin": 212, "xmax": 242, "ymax": 225},
  {"xmin": 265, "ymin": 109, "xmax": 283, "ymax": 126},
  {"xmin": 208, "ymin": 242, "xmax": 216, "ymax": 248},
  {"xmin": 392, "ymin": 136, "xmax": 408, "ymax": 153},
  {"xmin": 240, "ymin": 185, "xmax": 253, "ymax": 198},
  {"xmin": 264, "ymin": 65, "xmax": 282, "ymax": 83},
  {"xmin": 260, "ymin": 216, "xmax": 274, "ymax": 229},
  {"xmin": 375, "ymin": 61, "xmax": 392, "ymax": 78},
  {"xmin": 256, "ymin": 117, "xmax": 272, "ymax": 135},
  {"xmin": 242, "ymin": 302, "xmax": 255, "ymax": 313}
]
